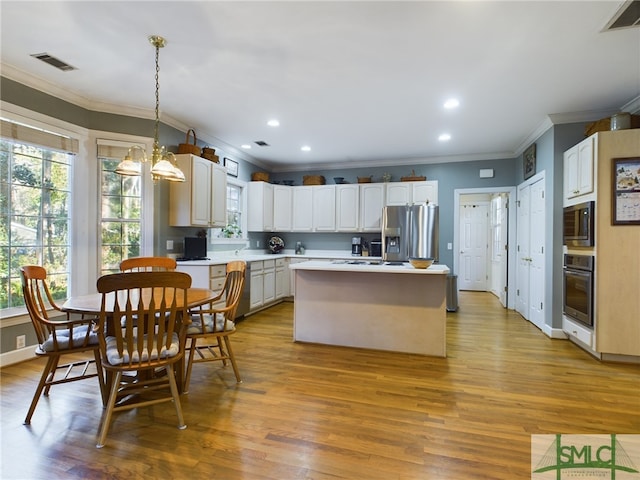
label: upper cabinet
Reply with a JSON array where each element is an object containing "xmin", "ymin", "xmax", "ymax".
[
  {"xmin": 248, "ymin": 182, "xmax": 274, "ymax": 232},
  {"xmin": 169, "ymin": 154, "xmax": 227, "ymax": 227},
  {"xmin": 272, "ymin": 185, "xmax": 292, "ymax": 231},
  {"xmin": 292, "ymin": 186, "xmax": 313, "ymax": 232},
  {"xmin": 563, "ymin": 136, "xmax": 594, "ymax": 204},
  {"xmin": 312, "ymin": 185, "xmax": 336, "ymax": 231},
  {"xmin": 386, "ymin": 180, "xmax": 438, "ymax": 205},
  {"xmin": 336, "ymin": 184, "xmax": 360, "ymax": 232},
  {"xmin": 360, "ymin": 183, "xmax": 385, "ymax": 232},
  {"xmin": 246, "ymin": 180, "xmax": 436, "ymax": 233}
]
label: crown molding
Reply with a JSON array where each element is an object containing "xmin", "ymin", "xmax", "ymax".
[
  {"xmin": 268, "ymin": 151, "xmax": 516, "ymax": 174},
  {"xmin": 2, "ymin": 63, "xmax": 260, "ymax": 167},
  {"xmin": 621, "ymin": 94, "xmax": 640, "ymax": 114}
]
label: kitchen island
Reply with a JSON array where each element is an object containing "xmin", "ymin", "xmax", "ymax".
[{"xmin": 289, "ymin": 260, "xmax": 450, "ymax": 357}]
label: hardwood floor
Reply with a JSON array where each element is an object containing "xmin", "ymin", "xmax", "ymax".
[{"xmin": 1, "ymin": 292, "xmax": 638, "ymax": 479}]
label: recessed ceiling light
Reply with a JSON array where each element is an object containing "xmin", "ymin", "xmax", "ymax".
[
  {"xmin": 241, "ymin": 144, "xmax": 251, "ymax": 149},
  {"xmin": 439, "ymin": 133, "xmax": 451, "ymax": 142},
  {"xmin": 301, "ymin": 145, "xmax": 311, "ymax": 152},
  {"xmin": 444, "ymin": 98, "xmax": 460, "ymax": 109},
  {"xmin": 267, "ymin": 119, "xmax": 280, "ymax": 127}
]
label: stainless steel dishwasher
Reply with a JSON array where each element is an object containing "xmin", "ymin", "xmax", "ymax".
[{"xmin": 235, "ymin": 261, "xmax": 250, "ymax": 318}]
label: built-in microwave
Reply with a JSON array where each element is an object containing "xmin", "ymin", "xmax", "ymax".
[{"xmin": 563, "ymin": 201, "xmax": 595, "ymax": 247}]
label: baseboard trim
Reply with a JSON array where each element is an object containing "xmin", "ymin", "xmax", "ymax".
[{"xmin": 0, "ymin": 345, "xmax": 36, "ymax": 368}]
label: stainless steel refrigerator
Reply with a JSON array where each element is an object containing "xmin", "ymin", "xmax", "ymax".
[{"xmin": 382, "ymin": 203, "xmax": 439, "ymax": 262}]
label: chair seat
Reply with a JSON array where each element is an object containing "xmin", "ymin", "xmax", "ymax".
[
  {"xmin": 38, "ymin": 324, "xmax": 99, "ymax": 353},
  {"xmin": 104, "ymin": 332, "xmax": 180, "ymax": 365},
  {"xmin": 187, "ymin": 313, "xmax": 235, "ymax": 335}
]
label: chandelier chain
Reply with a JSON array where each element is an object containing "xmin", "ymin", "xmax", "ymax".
[{"xmin": 154, "ymin": 42, "xmax": 160, "ymax": 151}]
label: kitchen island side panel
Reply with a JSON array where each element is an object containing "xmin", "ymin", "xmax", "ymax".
[{"xmin": 293, "ymin": 269, "xmax": 446, "ymax": 356}]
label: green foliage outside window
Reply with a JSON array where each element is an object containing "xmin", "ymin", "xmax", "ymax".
[
  {"xmin": 0, "ymin": 140, "xmax": 71, "ymax": 310},
  {"xmin": 99, "ymin": 157, "xmax": 142, "ymax": 275}
]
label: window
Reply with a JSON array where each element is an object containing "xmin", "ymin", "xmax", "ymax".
[
  {"xmin": 212, "ymin": 179, "xmax": 246, "ymax": 239},
  {"xmin": 227, "ymin": 182, "xmax": 242, "ymax": 229},
  {"xmin": 0, "ymin": 119, "xmax": 77, "ymax": 310},
  {"xmin": 98, "ymin": 142, "xmax": 144, "ymax": 275}
]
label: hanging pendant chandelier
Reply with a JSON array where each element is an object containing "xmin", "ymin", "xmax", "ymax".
[{"xmin": 115, "ymin": 35, "xmax": 185, "ymax": 182}]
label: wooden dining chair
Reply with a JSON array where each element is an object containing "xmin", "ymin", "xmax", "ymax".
[
  {"xmin": 20, "ymin": 265, "xmax": 106, "ymax": 425},
  {"xmin": 184, "ymin": 260, "xmax": 246, "ymax": 392},
  {"xmin": 119, "ymin": 256, "xmax": 177, "ymax": 272},
  {"xmin": 95, "ymin": 271, "xmax": 191, "ymax": 448}
]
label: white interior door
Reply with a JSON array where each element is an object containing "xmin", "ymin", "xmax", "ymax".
[
  {"xmin": 516, "ymin": 184, "xmax": 530, "ymax": 319},
  {"xmin": 458, "ymin": 203, "xmax": 489, "ymax": 291},
  {"xmin": 527, "ymin": 179, "xmax": 545, "ymax": 330},
  {"xmin": 490, "ymin": 194, "xmax": 509, "ymax": 307}
]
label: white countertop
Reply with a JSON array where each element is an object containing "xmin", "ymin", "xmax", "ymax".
[
  {"xmin": 289, "ymin": 260, "xmax": 449, "ymax": 275},
  {"xmin": 176, "ymin": 249, "xmax": 382, "ymax": 266}
]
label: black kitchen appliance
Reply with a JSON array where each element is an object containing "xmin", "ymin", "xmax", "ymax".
[
  {"xmin": 351, "ymin": 237, "xmax": 362, "ymax": 256},
  {"xmin": 563, "ymin": 254, "xmax": 594, "ymax": 328},
  {"xmin": 563, "ymin": 201, "xmax": 595, "ymax": 247},
  {"xmin": 370, "ymin": 239, "xmax": 382, "ymax": 257},
  {"xmin": 179, "ymin": 237, "xmax": 208, "ymax": 261}
]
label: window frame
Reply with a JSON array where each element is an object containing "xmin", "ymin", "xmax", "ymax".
[
  {"xmin": 0, "ymin": 102, "xmax": 87, "ymax": 320},
  {"xmin": 96, "ymin": 137, "xmax": 154, "ymax": 275}
]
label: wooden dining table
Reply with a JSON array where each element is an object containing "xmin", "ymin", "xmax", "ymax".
[{"xmin": 62, "ymin": 287, "xmax": 217, "ymax": 394}]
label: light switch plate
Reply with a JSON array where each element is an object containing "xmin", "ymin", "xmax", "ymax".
[
  {"xmin": 447, "ymin": 243, "xmax": 453, "ymax": 250},
  {"xmin": 166, "ymin": 240, "xmax": 174, "ymax": 250}
]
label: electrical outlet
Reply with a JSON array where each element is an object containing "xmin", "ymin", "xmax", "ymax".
[
  {"xmin": 166, "ymin": 240, "xmax": 174, "ymax": 250},
  {"xmin": 16, "ymin": 334, "xmax": 26, "ymax": 349},
  {"xmin": 256, "ymin": 240, "xmax": 261, "ymax": 248},
  {"xmin": 447, "ymin": 243, "xmax": 453, "ymax": 250}
]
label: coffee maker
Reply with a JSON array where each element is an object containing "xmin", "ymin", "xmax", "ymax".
[{"xmin": 351, "ymin": 237, "xmax": 362, "ymax": 256}]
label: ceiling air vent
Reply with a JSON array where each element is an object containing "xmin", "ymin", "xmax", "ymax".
[
  {"xmin": 604, "ymin": 0, "xmax": 640, "ymax": 31},
  {"xmin": 30, "ymin": 53, "xmax": 76, "ymax": 72},
  {"xmin": 254, "ymin": 141, "xmax": 270, "ymax": 147}
]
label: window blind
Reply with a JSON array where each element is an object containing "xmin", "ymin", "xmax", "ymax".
[{"xmin": 0, "ymin": 119, "xmax": 79, "ymax": 154}]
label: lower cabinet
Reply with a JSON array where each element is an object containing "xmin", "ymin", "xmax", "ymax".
[
  {"xmin": 275, "ymin": 258, "xmax": 288, "ymax": 299},
  {"xmin": 209, "ymin": 264, "xmax": 226, "ymax": 308},
  {"xmin": 250, "ymin": 261, "xmax": 265, "ymax": 310},
  {"xmin": 262, "ymin": 259, "xmax": 276, "ymax": 305},
  {"xmin": 249, "ymin": 258, "xmax": 287, "ymax": 313}
]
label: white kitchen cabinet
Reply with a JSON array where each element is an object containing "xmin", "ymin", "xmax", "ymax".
[
  {"xmin": 273, "ymin": 185, "xmax": 292, "ymax": 231},
  {"xmin": 385, "ymin": 183, "xmax": 411, "ymax": 205},
  {"xmin": 249, "ymin": 261, "xmax": 264, "ymax": 310},
  {"xmin": 336, "ymin": 184, "xmax": 360, "ymax": 231},
  {"xmin": 292, "ymin": 186, "xmax": 313, "ymax": 231},
  {"xmin": 563, "ymin": 136, "xmax": 594, "ymax": 203},
  {"xmin": 385, "ymin": 180, "xmax": 438, "ymax": 206},
  {"xmin": 176, "ymin": 262, "xmax": 227, "ymax": 307},
  {"xmin": 275, "ymin": 258, "xmax": 288, "ymax": 299},
  {"xmin": 312, "ymin": 185, "xmax": 336, "ymax": 231},
  {"xmin": 248, "ymin": 182, "xmax": 274, "ymax": 232},
  {"xmin": 360, "ymin": 183, "xmax": 385, "ymax": 231},
  {"xmin": 263, "ymin": 259, "xmax": 276, "ymax": 304},
  {"xmin": 412, "ymin": 181, "xmax": 438, "ymax": 204},
  {"xmin": 211, "ymin": 165, "xmax": 227, "ymax": 226},
  {"xmin": 170, "ymin": 154, "xmax": 227, "ymax": 227}
]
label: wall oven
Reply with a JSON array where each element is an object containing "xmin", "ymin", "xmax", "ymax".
[{"xmin": 563, "ymin": 254, "xmax": 594, "ymax": 328}]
